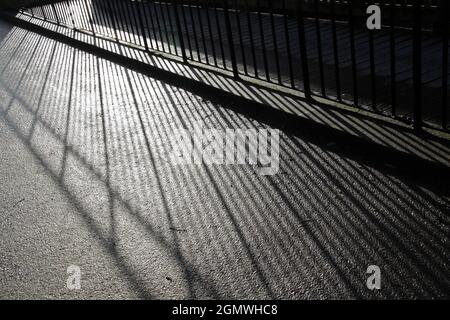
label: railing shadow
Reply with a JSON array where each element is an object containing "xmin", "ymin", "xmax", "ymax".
[{"xmin": 0, "ymin": 21, "xmax": 450, "ymax": 298}]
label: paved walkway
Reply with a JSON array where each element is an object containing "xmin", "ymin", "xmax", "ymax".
[{"xmin": 0, "ymin": 18, "xmax": 450, "ymax": 299}]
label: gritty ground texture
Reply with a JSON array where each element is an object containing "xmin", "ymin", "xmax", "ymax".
[{"xmin": 0, "ymin": 19, "xmax": 449, "ymax": 300}]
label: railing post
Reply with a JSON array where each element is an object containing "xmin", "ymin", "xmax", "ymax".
[
  {"xmin": 105, "ymin": 0, "xmax": 119, "ymax": 41},
  {"xmin": 51, "ymin": 3, "xmax": 59, "ymax": 24},
  {"xmin": 135, "ymin": 0, "xmax": 149, "ymax": 51},
  {"xmin": 223, "ymin": 0, "xmax": 239, "ymax": 78},
  {"xmin": 348, "ymin": 0, "xmax": 358, "ymax": 107},
  {"xmin": 412, "ymin": 0, "xmax": 422, "ymax": 131},
  {"xmin": 173, "ymin": 0, "xmax": 188, "ymax": 63},
  {"xmin": 442, "ymin": 0, "xmax": 449, "ymax": 130},
  {"xmin": 297, "ymin": 0, "xmax": 312, "ymax": 100},
  {"xmin": 41, "ymin": 4, "xmax": 47, "ymax": 21}
]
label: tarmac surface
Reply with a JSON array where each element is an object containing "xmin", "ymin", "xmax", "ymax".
[{"xmin": 0, "ymin": 18, "xmax": 450, "ymax": 299}]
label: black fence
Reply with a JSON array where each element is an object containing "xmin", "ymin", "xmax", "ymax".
[{"xmin": 16, "ymin": 0, "xmax": 450, "ymax": 132}]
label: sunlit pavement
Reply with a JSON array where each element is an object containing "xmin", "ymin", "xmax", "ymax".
[{"xmin": 0, "ymin": 18, "xmax": 449, "ymax": 299}]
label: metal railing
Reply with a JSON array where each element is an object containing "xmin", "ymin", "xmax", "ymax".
[{"xmin": 17, "ymin": 0, "xmax": 450, "ymax": 132}]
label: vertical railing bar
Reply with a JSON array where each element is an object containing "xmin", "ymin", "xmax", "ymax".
[
  {"xmin": 51, "ymin": 3, "xmax": 59, "ymax": 25},
  {"xmin": 89, "ymin": 2, "xmax": 103, "ymax": 36},
  {"xmin": 214, "ymin": 3, "xmax": 227, "ymax": 69},
  {"xmin": 136, "ymin": 0, "xmax": 150, "ymax": 47},
  {"xmin": 188, "ymin": 1, "xmax": 201, "ymax": 61},
  {"xmin": 413, "ymin": 0, "xmax": 423, "ymax": 130},
  {"xmin": 40, "ymin": 2, "xmax": 47, "ymax": 21},
  {"xmin": 206, "ymin": 0, "xmax": 219, "ymax": 67},
  {"xmin": 34, "ymin": 3, "xmax": 41, "ymax": 19},
  {"xmin": 74, "ymin": 0, "xmax": 87, "ymax": 31},
  {"xmin": 100, "ymin": 0, "xmax": 118, "ymax": 40},
  {"xmin": 123, "ymin": 1, "xmax": 143, "ymax": 46},
  {"xmin": 314, "ymin": 0, "xmax": 326, "ymax": 96},
  {"xmin": 442, "ymin": 0, "xmax": 448, "ymax": 129},
  {"xmin": 119, "ymin": 0, "xmax": 137, "ymax": 44},
  {"xmin": 64, "ymin": 0, "xmax": 76, "ymax": 29},
  {"xmin": 196, "ymin": 0, "xmax": 210, "ymax": 64},
  {"xmin": 78, "ymin": 0, "xmax": 91, "ymax": 31},
  {"xmin": 235, "ymin": 0, "xmax": 248, "ymax": 75},
  {"xmin": 298, "ymin": 0, "xmax": 312, "ymax": 99},
  {"xmin": 49, "ymin": 2, "xmax": 56, "ymax": 22},
  {"xmin": 245, "ymin": 0, "xmax": 258, "ymax": 77},
  {"xmin": 174, "ymin": 0, "xmax": 188, "ymax": 62},
  {"xmin": 223, "ymin": 0, "xmax": 239, "ymax": 77},
  {"xmin": 71, "ymin": 0, "xmax": 84, "ymax": 29},
  {"xmin": 330, "ymin": 0, "xmax": 342, "ymax": 101},
  {"xmin": 180, "ymin": 2, "xmax": 194, "ymax": 59},
  {"xmin": 54, "ymin": 2, "xmax": 66, "ymax": 25},
  {"xmin": 128, "ymin": 0, "xmax": 145, "ymax": 47},
  {"xmin": 368, "ymin": 23, "xmax": 377, "ymax": 110},
  {"xmin": 157, "ymin": 2, "xmax": 173, "ymax": 53},
  {"xmin": 104, "ymin": 0, "xmax": 120, "ymax": 41},
  {"xmin": 142, "ymin": 0, "xmax": 156, "ymax": 51},
  {"xmin": 94, "ymin": 0, "xmax": 110, "ymax": 36},
  {"xmin": 52, "ymin": 2, "xmax": 63, "ymax": 25},
  {"xmin": 257, "ymin": 0, "xmax": 270, "ymax": 81},
  {"xmin": 76, "ymin": 0, "xmax": 89, "ymax": 31},
  {"xmin": 283, "ymin": 0, "xmax": 295, "ymax": 89},
  {"xmin": 86, "ymin": 0, "xmax": 97, "ymax": 35},
  {"xmin": 109, "ymin": 0, "xmax": 127, "ymax": 42},
  {"xmin": 79, "ymin": 0, "xmax": 95, "ymax": 34},
  {"xmin": 48, "ymin": 2, "xmax": 56, "ymax": 22},
  {"xmin": 152, "ymin": 1, "xmax": 167, "ymax": 52},
  {"xmin": 390, "ymin": 0, "xmax": 397, "ymax": 117},
  {"xmin": 147, "ymin": 1, "xmax": 161, "ymax": 51},
  {"xmin": 269, "ymin": 1, "xmax": 282, "ymax": 85},
  {"xmin": 50, "ymin": 2, "xmax": 57, "ymax": 22},
  {"xmin": 136, "ymin": 0, "xmax": 150, "ymax": 51},
  {"xmin": 147, "ymin": 0, "xmax": 166, "ymax": 52},
  {"xmin": 348, "ymin": 0, "xmax": 358, "ymax": 106},
  {"xmin": 165, "ymin": 1, "xmax": 179, "ymax": 55}
]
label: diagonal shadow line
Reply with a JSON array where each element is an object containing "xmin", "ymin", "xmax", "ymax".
[
  {"xmin": 5, "ymin": 12, "xmax": 448, "ymax": 176},
  {"xmin": 2, "ymin": 9, "xmax": 450, "ymax": 290},
  {"xmin": 181, "ymin": 90, "xmax": 379, "ymax": 296},
  {"xmin": 1, "ymin": 11, "xmax": 448, "ymax": 298},
  {"xmin": 158, "ymin": 67, "xmax": 436, "ymax": 298},
  {"xmin": 151, "ymin": 73, "xmax": 379, "ymax": 297},
  {"xmin": 0, "ymin": 27, "xmax": 30, "ymax": 75},
  {"xmin": 2, "ymin": 13, "xmax": 449, "ymax": 194},
  {"xmin": 0, "ymin": 107, "xmax": 152, "ymax": 299},
  {"xmin": 13, "ymin": 2, "xmax": 449, "ymax": 112},
  {"xmin": 142, "ymin": 74, "xmax": 277, "ymax": 298},
  {"xmin": 27, "ymin": 39, "xmax": 58, "ymax": 139},
  {"xmin": 0, "ymin": 67, "xmax": 221, "ymax": 300},
  {"xmin": 120, "ymin": 69, "xmax": 199, "ymax": 299},
  {"xmin": 124, "ymin": 69, "xmax": 286, "ymax": 298},
  {"xmin": 3, "ymin": 12, "xmax": 443, "ymax": 124},
  {"xmin": 1, "ymin": 16, "xmax": 448, "ymax": 192},
  {"xmin": 182, "ymin": 78, "xmax": 446, "ymax": 298}
]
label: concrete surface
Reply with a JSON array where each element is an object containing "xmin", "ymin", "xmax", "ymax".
[{"xmin": 0, "ymin": 18, "xmax": 450, "ymax": 299}]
